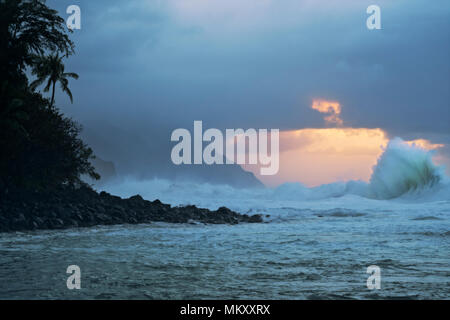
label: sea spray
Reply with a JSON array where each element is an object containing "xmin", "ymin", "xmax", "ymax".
[
  {"xmin": 368, "ymin": 138, "xmax": 444, "ymax": 199},
  {"xmin": 100, "ymin": 139, "xmax": 449, "ymax": 209}
]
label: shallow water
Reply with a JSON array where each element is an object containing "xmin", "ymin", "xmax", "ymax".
[{"xmin": 0, "ymin": 191, "xmax": 449, "ymax": 299}]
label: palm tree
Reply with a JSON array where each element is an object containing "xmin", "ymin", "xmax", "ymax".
[{"xmin": 30, "ymin": 54, "xmax": 79, "ymax": 107}]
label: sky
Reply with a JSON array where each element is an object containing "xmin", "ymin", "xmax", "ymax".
[{"xmin": 46, "ymin": 0, "xmax": 450, "ymax": 187}]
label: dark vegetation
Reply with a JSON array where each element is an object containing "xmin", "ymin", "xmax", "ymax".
[
  {"xmin": 0, "ymin": 1, "xmax": 263, "ymax": 231},
  {"xmin": 0, "ymin": 0, "xmax": 98, "ymax": 191}
]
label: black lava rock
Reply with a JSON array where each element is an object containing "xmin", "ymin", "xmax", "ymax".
[{"xmin": 0, "ymin": 186, "xmax": 263, "ymax": 232}]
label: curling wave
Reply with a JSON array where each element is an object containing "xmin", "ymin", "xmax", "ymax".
[
  {"xmin": 100, "ymin": 139, "xmax": 449, "ymax": 208},
  {"xmin": 367, "ymin": 138, "xmax": 446, "ymax": 199}
]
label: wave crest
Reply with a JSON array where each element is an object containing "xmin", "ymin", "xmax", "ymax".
[{"xmin": 368, "ymin": 138, "xmax": 445, "ymax": 199}]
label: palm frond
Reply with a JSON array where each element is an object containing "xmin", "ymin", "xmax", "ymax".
[
  {"xmin": 63, "ymin": 72, "xmax": 79, "ymax": 80},
  {"xmin": 29, "ymin": 77, "xmax": 46, "ymax": 91},
  {"xmin": 60, "ymin": 79, "xmax": 73, "ymax": 103}
]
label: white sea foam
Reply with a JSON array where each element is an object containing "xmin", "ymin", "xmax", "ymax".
[
  {"xmin": 367, "ymin": 138, "xmax": 447, "ymax": 199},
  {"xmin": 99, "ymin": 138, "xmax": 449, "ymax": 219}
]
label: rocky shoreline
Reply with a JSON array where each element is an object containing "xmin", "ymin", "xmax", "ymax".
[{"xmin": 0, "ymin": 186, "xmax": 263, "ymax": 233}]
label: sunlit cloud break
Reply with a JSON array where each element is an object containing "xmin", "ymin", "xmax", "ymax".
[{"xmin": 311, "ymin": 99, "xmax": 343, "ymax": 126}]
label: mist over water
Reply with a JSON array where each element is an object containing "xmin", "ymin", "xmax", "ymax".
[
  {"xmin": 1, "ymin": 0, "xmax": 449, "ymax": 301},
  {"xmin": 0, "ymin": 139, "xmax": 449, "ymax": 299},
  {"xmin": 102, "ymin": 138, "xmax": 450, "ymax": 209}
]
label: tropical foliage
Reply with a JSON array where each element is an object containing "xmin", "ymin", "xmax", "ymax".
[{"xmin": 0, "ymin": 0, "xmax": 99, "ymax": 191}]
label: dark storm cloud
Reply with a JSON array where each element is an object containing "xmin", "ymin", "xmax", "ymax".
[{"xmin": 46, "ymin": 0, "xmax": 450, "ymax": 176}]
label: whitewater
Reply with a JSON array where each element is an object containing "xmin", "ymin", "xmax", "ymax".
[
  {"xmin": 0, "ymin": 138, "xmax": 448, "ymax": 299},
  {"xmin": 103, "ymin": 138, "xmax": 450, "ymax": 219}
]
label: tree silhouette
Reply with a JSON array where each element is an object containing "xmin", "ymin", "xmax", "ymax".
[
  {"xmin": 0, "ymin": 0, "xmax": 98, "ymax": 190},
  {"xmin": 30, "ymin": 54, "xmax": 79, "ymax": 107}
]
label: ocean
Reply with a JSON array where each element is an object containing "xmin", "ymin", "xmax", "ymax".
[{"xmin": 0, "ymin": 140, "xmax": 449, "ymax": 299}]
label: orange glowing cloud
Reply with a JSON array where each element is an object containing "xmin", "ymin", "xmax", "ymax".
[
  {"xmin": 311, "ymin": 99, "xmax": 343, "ymax": 126},
  {"xmin": 242, "ymin": 128, "xmax": 445, "ymax": 187},
  {"xmin": 241, "ymin": 97, "xmax": 447, "ymax": 187}
]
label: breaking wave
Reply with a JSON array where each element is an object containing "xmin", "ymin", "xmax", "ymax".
[
  {"xmin": 269, "ymin": 138, "xmax": 449, "ymax": 201},
  {"xmin": 100, "ymin": 138, "xmax": 449, "ymax": 208},
  {"xmin": 367, "ymin": 138, "xmax": 446, "ymax": 199}
]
